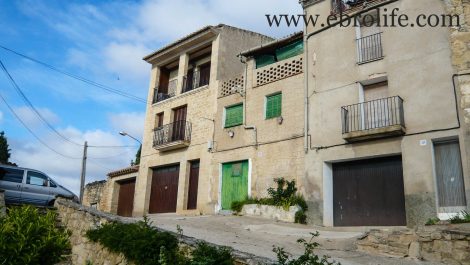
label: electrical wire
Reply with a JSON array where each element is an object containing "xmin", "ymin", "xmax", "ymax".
[
  {"xmin": 0, "ymin": 91, "xmax": 82, "ymax": 159},
  {"xmin": 0, "ymin": 45, "xmax": 148, "ymax": 104},
  {"xmin": 0, "ymin": 59, "xmax": 139, "ymax": 149}
]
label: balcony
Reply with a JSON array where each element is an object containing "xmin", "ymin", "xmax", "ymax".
[
  {"xmin": 152, "ymin": 79, "xmax": 177, "ymax": 104},
  {"xmin": 357, "ymin": 33, "xmax": 383, "ymax": 64},
  {"xmin": 341, "ymin": 96, "xmax": 405, "ymax": 142},
  {"xmin": 153, "ymin": 121, "xmax": 192, "ymax": 151},
  {"xmin": 182, "ymin": 69, "xmax": 210, "ymax": 94}
]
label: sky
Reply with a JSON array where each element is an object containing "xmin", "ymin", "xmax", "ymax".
[{"xmin": 0, "ymin": 0, "xmax": 302, "ymax": 194}]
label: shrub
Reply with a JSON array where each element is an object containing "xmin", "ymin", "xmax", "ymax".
[
  {"xmin": 231, "ymin": 178, "xmax": 309, "ymax": 224},
  {"xmin": 0, "ymin": 205, "xmax": 70, "ymax": 265},
  {"xmin": 86, "ymin": 217, "xmax": 179, "ymax": 265},
  {"xmin": 425, "ymin": 217, "xmax": 440, "ymax": 226},
  {"xmin": 273, "ymin": 232, "xmax": 341, "ymax": 265},
  {"xmin": 449, "ymin": 211, "xmax": 470, "ymax": 224},
  {"xmin": 189, "ymin": 242, "xmax": 233, "ymax": 265}
]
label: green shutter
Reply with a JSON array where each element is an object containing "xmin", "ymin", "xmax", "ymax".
[
  {"xmin": 266, "ymin": 93, "xmax": 282, "ymax": 119},
  {"xmin": 225, "ymin": 104, "xmax": 243, "ymax": 128}
]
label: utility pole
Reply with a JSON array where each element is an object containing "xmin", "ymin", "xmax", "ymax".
[{"xmin": 79, "ymin": 141, "xmax": 88, "ymax": 204}]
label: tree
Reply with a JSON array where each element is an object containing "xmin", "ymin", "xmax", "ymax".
[
  {"xmin": 0, "ymin": 131, "xmax": 11, "ymax": 165},
  {"xmin": 131, "ymin": 145, "xmax": 142, "ymax": 165}
]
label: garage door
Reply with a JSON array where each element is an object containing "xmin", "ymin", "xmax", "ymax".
[
  {"xmin": 333, "ymin": 156, "xmax": 406, "ymax": 226},
  {"xmin": 117, "ymin": 178, "xmax": 136, "ymax": 217},
  {"xmin": 149, "ymin": 165, "xmax": 180, "ymax": 214}
]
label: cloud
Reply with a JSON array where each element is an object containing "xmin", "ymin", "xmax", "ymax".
[
  {"xmin": 10, "ymin": 127, "xmax": 136, "ymax": 195},
  {"xmin": 14, "ymin": 106, "xmax": 60, "ymax": 127},
  {"xmin": 103, "ymin": 42, "xmax": 151, "ymax": 82},
  {"xmin": 108, "ymin": 112, "xmax": 145, "ymax": 140},
  {"xmin": 0, "ymin": 111, "xmax": 3, "ymax": 123}
]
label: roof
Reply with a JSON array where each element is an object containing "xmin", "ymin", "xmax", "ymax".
[
  {"xmin": 107, "ymin": 165, "xmax": 139, "ymax": 178},
  {"xmin": 240, "ymin": 31, "xmax": 303, "ymax": 57},
  {"xmin": 143, "ymin": 24, "xmax": 273, "ymax": 62}
]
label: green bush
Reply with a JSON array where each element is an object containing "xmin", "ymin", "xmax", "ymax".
[
  {"xmin": 273, "ymin": 232, "xmax": 341, "ymax": 265},
  {"xmin": 425, "ymin": 217, "xmax": 440, "ymax": 226},
  {"xmin": 450, "ymin": 211, "xmax": 470, "ymax": 224},
  {"xmin": 0, "ymin": 205, "xmax": 70, "ymax": 265},
  {"xmin": 231, "ymin": 178, "xmax": 309, "ymax": 224},
  {"xmin": 188, "ymin": 242, "xmax": 233, "ymax": 265},
  {"xmin": 86, "ymin": 217, "xmax": 179, "ymax": 265},
  {"xmin": 87, "ymin": 217, "xmax": 234, "ymax": 265}
]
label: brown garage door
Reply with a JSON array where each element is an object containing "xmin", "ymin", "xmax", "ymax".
[
  {"xmin": 149, "ymin": 165, "xmax": 180, "ymax": 213},
  {"xmin": 117, "ymin": 178, "xmax": 136, "ymax": 217},
  {"xmin": 333, "ymin": 156, "xmax": 406, "ymax": 226}
]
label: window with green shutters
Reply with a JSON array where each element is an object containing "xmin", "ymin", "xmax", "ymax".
[
  {"xmin": 265, "ymin": 93, "xmax": 282, "ymax": 119},
  {"xmin": 225, "ymin": 104, "xmax": 243, "ymax": 128}
]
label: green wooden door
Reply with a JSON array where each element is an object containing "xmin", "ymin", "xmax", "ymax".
[{"xmin": 221, "ymin": 161, "xmax": 249, "ymax": 210}]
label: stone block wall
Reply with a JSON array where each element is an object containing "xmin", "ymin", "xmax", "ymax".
[
  {"xmin": 357, "ymin": 225, "xmax": 470, "ymax": 265},
  {"xmin": 0, "ymin": 189, "xmax": 5, "ymax": 217},
  {"xmin": 240, "ymin": 204, "xmax": 301, "ymax": 223},
  {"xmin": 54, "ymin": 197, "xmax": 274, "ymax": 265},
  {"xmin": 82, "ymin": 180, "xmax": 108, "ymax": 211}
]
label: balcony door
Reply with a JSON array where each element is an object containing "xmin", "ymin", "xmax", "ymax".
[
  {"xmin": 361, "ymin": 81, "xmax": 390, "ymax": 130},
  {"xmin": 172, "ymin": 106, "xmax": 187, "ymax": 141},
  {"xmin": 198, "ymin": 62, "xmax": 211, "ymax": 87}
]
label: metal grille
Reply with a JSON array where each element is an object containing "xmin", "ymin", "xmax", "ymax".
[
  {"xmin": 153, "ymin": 121, "xmax": 192, "ymax": 147},
  {"xmin": 357, "ymin": 32, "xmax": 383, "ymax": 64},
  {"xmin": 152, "ymin": 79, "xmax": 177, "ymax": 103},
  {"xmin": 341, "ymin": 96, "xmax": 404, "ymax": 134}
]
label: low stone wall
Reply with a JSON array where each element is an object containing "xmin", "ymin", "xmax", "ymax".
[
  {"xmin": 357, "ymin": 225, "xmax": 470, "ymax": 265},
  {"xmin": 0, "ymin": 189, "xmax": 5, "ymax": 217},
  {"xmin": 241, "ymin": 204, "xmax": 301, "ymax": 223},
  {"xmin": 55, "ymin": 198, "xmax": 274, "ymax": 265}
]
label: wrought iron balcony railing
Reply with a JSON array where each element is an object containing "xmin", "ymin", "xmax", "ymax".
[
  {"xmin": 153, "ymin": 121, "xmax": 192, "ymax": 148},
  {"xmin": 182, "ymin": 70, "xmax": 210, "ymax": 93},
  {"xmin": 357, "ymin": 32, "xmax": 383, "ymax": 64},
  {"xmin": 341, "ymin": 96, "xmax": 404, "ymax": 134},
  {"xmin": 152, "ymin": 79, "xmax": 177, "ymax": 104},
  {"xmin": 332, "ymin": 0, "xmax": 386, "ymax": 14}
]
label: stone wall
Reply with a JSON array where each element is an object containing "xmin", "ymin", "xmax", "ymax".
[
  {"xmin": 357, "ymin": 225, "xmax": 470, "ymax": 265},
  {"xmin": 82, "ymin": 180, "xmax": 108, "ymax": 211},
  {"xmin": 54, "ymin": 197, "xmax": 274, "ymax": 265},
  {"xmin": 0, "ymin": 189, "xmax": 5, "ymax": 217},
  {"xmin": 241, "ymin": 204, "xmax": 301, "ymax": 223}
]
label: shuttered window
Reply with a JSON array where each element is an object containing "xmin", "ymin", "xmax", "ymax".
[
  {"xmin": 266, "ymin": 93, "xmax": 282, "ymax": 119},
  {"xmin": 225, "ymin": 104, "xmax": 243, "ymax": 128}
]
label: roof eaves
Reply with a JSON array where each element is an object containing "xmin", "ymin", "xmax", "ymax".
[{"xmin": 240, "ymin": 31, "xmax": 304, "ymax": 57}]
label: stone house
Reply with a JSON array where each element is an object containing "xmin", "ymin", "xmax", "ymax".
[
  {"xmin": 300, "ymin": 0, "xmax": 470, "ymax": 227},
  {"xmin": 102, "ymin": 0, "xmax": 470, "ymax": 228}
]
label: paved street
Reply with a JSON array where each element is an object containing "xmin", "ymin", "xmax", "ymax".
[{"xmin": 147, "ymin": 214, "xmax": 445, "ymax": 265}]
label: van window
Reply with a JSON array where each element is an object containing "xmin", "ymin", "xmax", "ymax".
[
  {"xmin": 27, "ymin": 171, "xmax": 48, "ymax": 186},
  {"xmin": 0, "ymin": 167, "xmax": 24, "ymax": 183},
  {"xmin": 49, "ymin": 180, "xmax": 57, "ymax": 188}
]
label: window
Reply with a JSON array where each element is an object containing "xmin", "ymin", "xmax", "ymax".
[
  {"xmin": 0, "ymin": 167, "xmax": 24, "ymax": 183},
  {"xmin": 266, "ymin": 93, "xmax": 282, "ymax": 119},
  {"xmin": 155, "ymin": 112, "xmax": 164, "ymax": 128},
  {"xmin": 225, "ymin": 104, "xmax": 243, "ymax": 128},
  {"xmin": 255, "ymin": 40, "xmax": 304, "ymax": 68},
  {"xmin": 27, "ymin": 171, "xmax": 48, "ymax": 186}
]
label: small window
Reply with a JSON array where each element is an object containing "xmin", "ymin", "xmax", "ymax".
[
  {"xmin": 0, "ymin": 167, "xmax": 24, "ymax": 183},
  {"xmin": 225, "ymin": 104, "xmax": 243, "ymax": 128},
  {"xmin": 27, "ymin": 171, "xmax": 48, "ymax": 186},
  {"xmin": 266, "ymin": 93, "xmax": 282, "ymax": 119}
]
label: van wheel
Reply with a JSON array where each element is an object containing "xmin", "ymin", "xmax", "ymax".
[{"xmin": 48, "ymin": 200, "xmax": 55, "ymax": 207}]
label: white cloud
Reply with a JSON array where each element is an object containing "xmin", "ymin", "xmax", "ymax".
[
  {"xmin": 10, "ymin": 127, "xmax": 136, "ymax": 195},
  {"xmin": 108, "ymin": 112, "xmax": 145, "ymax": 140},
  {"xmin": 14, "ymin": 106, "xmax": 60, "ymax": 127},
  {"xmin": 0, "ymin": 111, "xmax": 3, "ymax": 123},
  {"xmin": 103, "ymin": 42, "xmax": 151, "ymax": 82}
]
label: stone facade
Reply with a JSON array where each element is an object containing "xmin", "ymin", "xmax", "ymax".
[
  {"xmin": 82, "ymin": 180, "xmax": 108, "ymax": 211},
  {"xmin": 357, "ymin": 225, "xmax": 470, "ymax": 265},
  {"xmin": 302, "ymin": 0, "xmax": 470, "ymax": 227},
  {"xmin": 240, "ymin": 204, "xmax": 301, "ymax": 223},
  {"xmin": 54, "ymin": 197, "xmax": 133, "ymax": 265},
  {"xmin": 54, "ymin": 197, "xmax": 274, "ymax": 265},
  {"xmin": 0, "ymin": 189, "xmax": 5, "ymax": 217}
]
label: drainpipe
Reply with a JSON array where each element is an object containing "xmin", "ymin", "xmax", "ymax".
[
  {"xmin": 238, "ymin": 53, "xmax": 248, "ymax": 125},
  {"xmin": 303, "ymin": 7, "xmax": 309, "ymax": 154}
]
